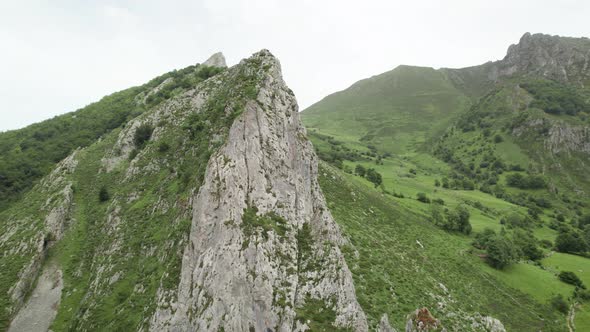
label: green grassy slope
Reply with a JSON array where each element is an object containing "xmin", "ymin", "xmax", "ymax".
[
  {"xmin": 319, "ymin": 162, "xmax": 566, "ymax": 331},
  {"xmin": 302, "ymin": 42, "xmax": 590, "ymax": 329},
  {"xmin": 0, "ymin": 63, "xmax": 222, "ymax": 212},
  {"xmin": 303, "ymin": 65, "xmax": 470, "ymax": 154}
]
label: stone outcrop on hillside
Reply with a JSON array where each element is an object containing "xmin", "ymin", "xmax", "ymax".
[
  {"xmin": 202, "ymin": 52, "xmax": 227, "ymax": 68},
  {"xmin": 142, "ymin": 50, "xmax": 367, "ymax": 331},
  {"xmin": 494, "ymin": 32, "xmax": 590, "ymax": 84}
]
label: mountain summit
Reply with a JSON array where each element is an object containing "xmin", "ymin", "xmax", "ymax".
[{"xmin": 494, "ymin": 32, "xmax": 590, "ymax": 83}]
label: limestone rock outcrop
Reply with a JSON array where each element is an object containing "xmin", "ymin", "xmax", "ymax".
[{"xmin": 149, "ymin": 50, "xmax": 367, "ymax": 331}]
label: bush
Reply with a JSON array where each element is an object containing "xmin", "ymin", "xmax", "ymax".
[
  {"xmin": 550, "ymin": 294, "xmax": 569, "ymax": 314},
  {"xmin": 559, "ymin": 271, "xmax": 586, "ymax": 289},
  {"xmin": 512, "ymin": 230, "xmax": 543, "ymax": 261},
  {"xmin": 134, "ymin": 123, "xmax": 154, "ymax": 148},
  {"xmin": 555, "ymin": 229, "xmax": 589, "ymax": 254},
  {"xmin": 576, "ymin": 288, "xmax": 590, "ymax": 301},
  {"xmin": 473, "ymin": 228, "xmax": 496, "ymax": 249},
  {"xmin": 158, "ymin": 142, "xmax": 170, "ymax": 153},
  {"xmin": 486, "ymin": 235, "xmax": 519, "ymax": 269},
  {"xmin": 365, "ymin": 168, "xmax": 383, "ymax": 188},
  {"xmin": 99, "ymin": 186, "xmax": 110, "ymax": 202},
  {"xmin": 494, "ymin": 134, "xmax": 504, "ymax": 143},
  {"xmin": 506, "ymin": 173, "xmax": 546, "ymax": 189},
  {"xmin": 432, "ymin": 198, "xmax": 445, "ymax": 205},
  {"xmin": 355, "ymin": 164, "xmax": 366, "ymax": 177},
  {"xmin": 445, "ymin": 205, "xmax": 472, "ymax": 234},
  {"xmin": 416, "ymin": 192, "xmax": 430, "ymax": 203}
]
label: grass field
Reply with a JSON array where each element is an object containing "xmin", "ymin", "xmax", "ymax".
[{"xmin": 319, "ymin": 163, "xmax": 566, "ymax": 331}]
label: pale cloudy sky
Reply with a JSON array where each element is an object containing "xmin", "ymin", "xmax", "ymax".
[{"xmin": 1, "ymin": 0, "xmax": 588, "ymax": 131}]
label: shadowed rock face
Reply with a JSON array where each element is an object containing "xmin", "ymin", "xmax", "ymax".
[{"xmin": 149, "ymin": 50, "xmax": 367, "ymax": 331}]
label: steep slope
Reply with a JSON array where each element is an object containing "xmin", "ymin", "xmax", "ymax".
[
  {"xmin": 318, "ymin": 162, "xmax": 563, "ymax": 331},
  {"xmin": 0, "ymin": 51, "xmax": 367, "ymax": 331},
  {"xmin": 303, "ymin": 66, "xmax": 470, "ymax": 154},
  {"xmin": 301, "ymin": 32, "xmax": 590, "ymax": 331},
  {"xmin": 0, "ymin": 54, "xmax": 225, "ymax": 212}
]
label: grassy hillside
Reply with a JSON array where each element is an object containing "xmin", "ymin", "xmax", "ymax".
[
  {"xmin": 302, "ymin": 55, "xmax": 590, "ymax": 329},
  {"xmin": 0, "ymin": 62, "xmax": 235, "ymax": 330},
  {"xmin": 0, "ymin": 64, "xmax": 222, "ymax": 212},
  {"xmin": 303, "ymin": 65, "xmax": 471, "ymax": 154},
  {"xmin": 319, "ymin": 162, "xmax": 567, "ymax": 331}
]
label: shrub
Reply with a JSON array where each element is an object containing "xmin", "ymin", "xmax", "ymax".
[
  {"xmin": 355, "ymin": 164, "xmax": 366, "ymax": 177},
  {"xmin": 99, "ymin": 186, "xmax": 110, "ymax": 202},
  {"xmin": 416, "ymin": 192, "xmax": 430, "ymax": 203},
  {"xmin": 445, "ymin": 205, "xmax": 472, "ymax": 234},
  {"xmin": 550, "ymin": 295, "xmax": 569, "ymax": 314},
  {"xmin": 506, "ymin": 173, "xmax": 546, "ymax": 189},
  {"xmin": 473, "ymin": 228, "xmax": 496, "ymax": 249},
  {"xmin": 494, "ymin": 134, "xmax": 504, "ymax": 143},
  {"xmin": 158, "ymin": 142, "xmax": 170, "ymax": 153},
  {"xmin": 559, "ymin": 271, "xmax": 586, "ymax": 289},
  {"xmin": 512, "ymin": 230, "xmax": 543, "ymax": 261},
  {"xmin": 134, "ymin": 123, "xmax": 154, "ymax": 148},
  {"xmin": 486, "ymin": 235, "xmax": 519, "ymax": 269},
  {"xmin": 555, "ymin": 229, "xmax": 589, "ymax": 254},
  {"xmin": 432, "ymin": 198, "xmax": 445, "ymax": 205},
  {"xmin": 365, "ymin": 168, "xmax": 383, "ymax": 188}
]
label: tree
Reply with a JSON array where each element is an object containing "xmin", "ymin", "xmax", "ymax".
[
  {"xmin": 434, "ymin": 179, "xmax": 441, "ymax": 187},
  {"xmin": 486, "ymin": 235, "xmax": 519, "ymax": 269},
  {"xmin": 355, "ymin": 164, "xmax": 366, "ymax": 177},
  {"xmin": 512, "ymin": 230, "xmax": 543, "ymax": 261},
  {"xmin": 446, "ymin": 205, "xmax": 472, "ymax": 234},
  {"xmin": 365, "ymin": 168, "xmax": 383, "ymax": 188},
  {"xmin": 99, "ymin": 186, "xmax": 110, "ymax": 202},
  {"xmin": 555, "ymin": 229, "xmax": 589, "ymax": 254},
  {"xmin": 473, "ymin": 228, "xmax": 496, "ymax": 249},
  {"xmin": 494, "ymin": 134, "xmax": 504, "ymax": 143}
]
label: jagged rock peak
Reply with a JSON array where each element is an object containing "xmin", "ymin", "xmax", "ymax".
[
  {"xmin": 149, "ymin": 48, "xmax": 368, "ymax": 331},
  {"xmin": 202, "ymin": 51, "xmax": 227, "ymax": 68},
  {"xmin": 498, "ymin": 32, "xmax": 590, "ymax": 83}
]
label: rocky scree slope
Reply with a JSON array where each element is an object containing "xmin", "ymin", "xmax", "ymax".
[{"xmin": 0, "ymin": 50, "xmax": 367, "ymax": 331}]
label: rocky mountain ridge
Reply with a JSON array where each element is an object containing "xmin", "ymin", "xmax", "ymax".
[{"xmin": 0, "ymin": 50, "xmax": 371, "ymax": 332}]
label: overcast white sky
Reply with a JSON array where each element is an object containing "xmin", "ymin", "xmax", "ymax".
[{"xmin": 1, "ymin": 0, "xmax": 589, "ymax": 131}]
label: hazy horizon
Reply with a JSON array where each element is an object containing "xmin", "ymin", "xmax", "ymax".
[{"xmin": 1, "ymin": 0, "xmax": 589, "ymax": 131}]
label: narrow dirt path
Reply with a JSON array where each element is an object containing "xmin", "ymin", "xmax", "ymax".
[
  {"xmin": 567, "ymin": 302, "xmax": 577, "ymax": 332},
  {"xmin": 8, "ymin": 262, "xmax": 63, "ymax": 332}
]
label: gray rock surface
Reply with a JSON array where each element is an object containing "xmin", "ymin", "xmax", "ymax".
[
  {"xmin": 202, "ymin": 52, "xmax": 227, "ymax": 68},
  {"xmin": 8, "ymin": 262, "xmax": 63, "ymax": 332},
  {"xmin": 150, "ymin": 50, "xmax": 367, "ymax": 331},
  {"xmin": 2, "ymin": 151, "xmax": 77, "ymax": 318},
  {"xmin": 378, "ymin": 314, "xmax": 398, "ymax": 332},
  {"xmin": 496, "ymin": 32, "xmax": 590, "ymax": 83}
]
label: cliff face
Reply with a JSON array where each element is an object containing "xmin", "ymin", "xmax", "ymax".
[
  {"xmin": 0, "ymin": 50, "xmax": 367, "ymax": 331},
  {"xmin": 150, "ymin": 50, "xmax": 367, "ymax": 331},
  {"xmin": 493, "ymin": 32, "xmax": 590, "ymax": 84}
]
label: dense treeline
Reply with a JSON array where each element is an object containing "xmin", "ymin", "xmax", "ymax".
[{"xmin": 0, "ymin": 64, "xmax": 223, "ymax": 211}]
